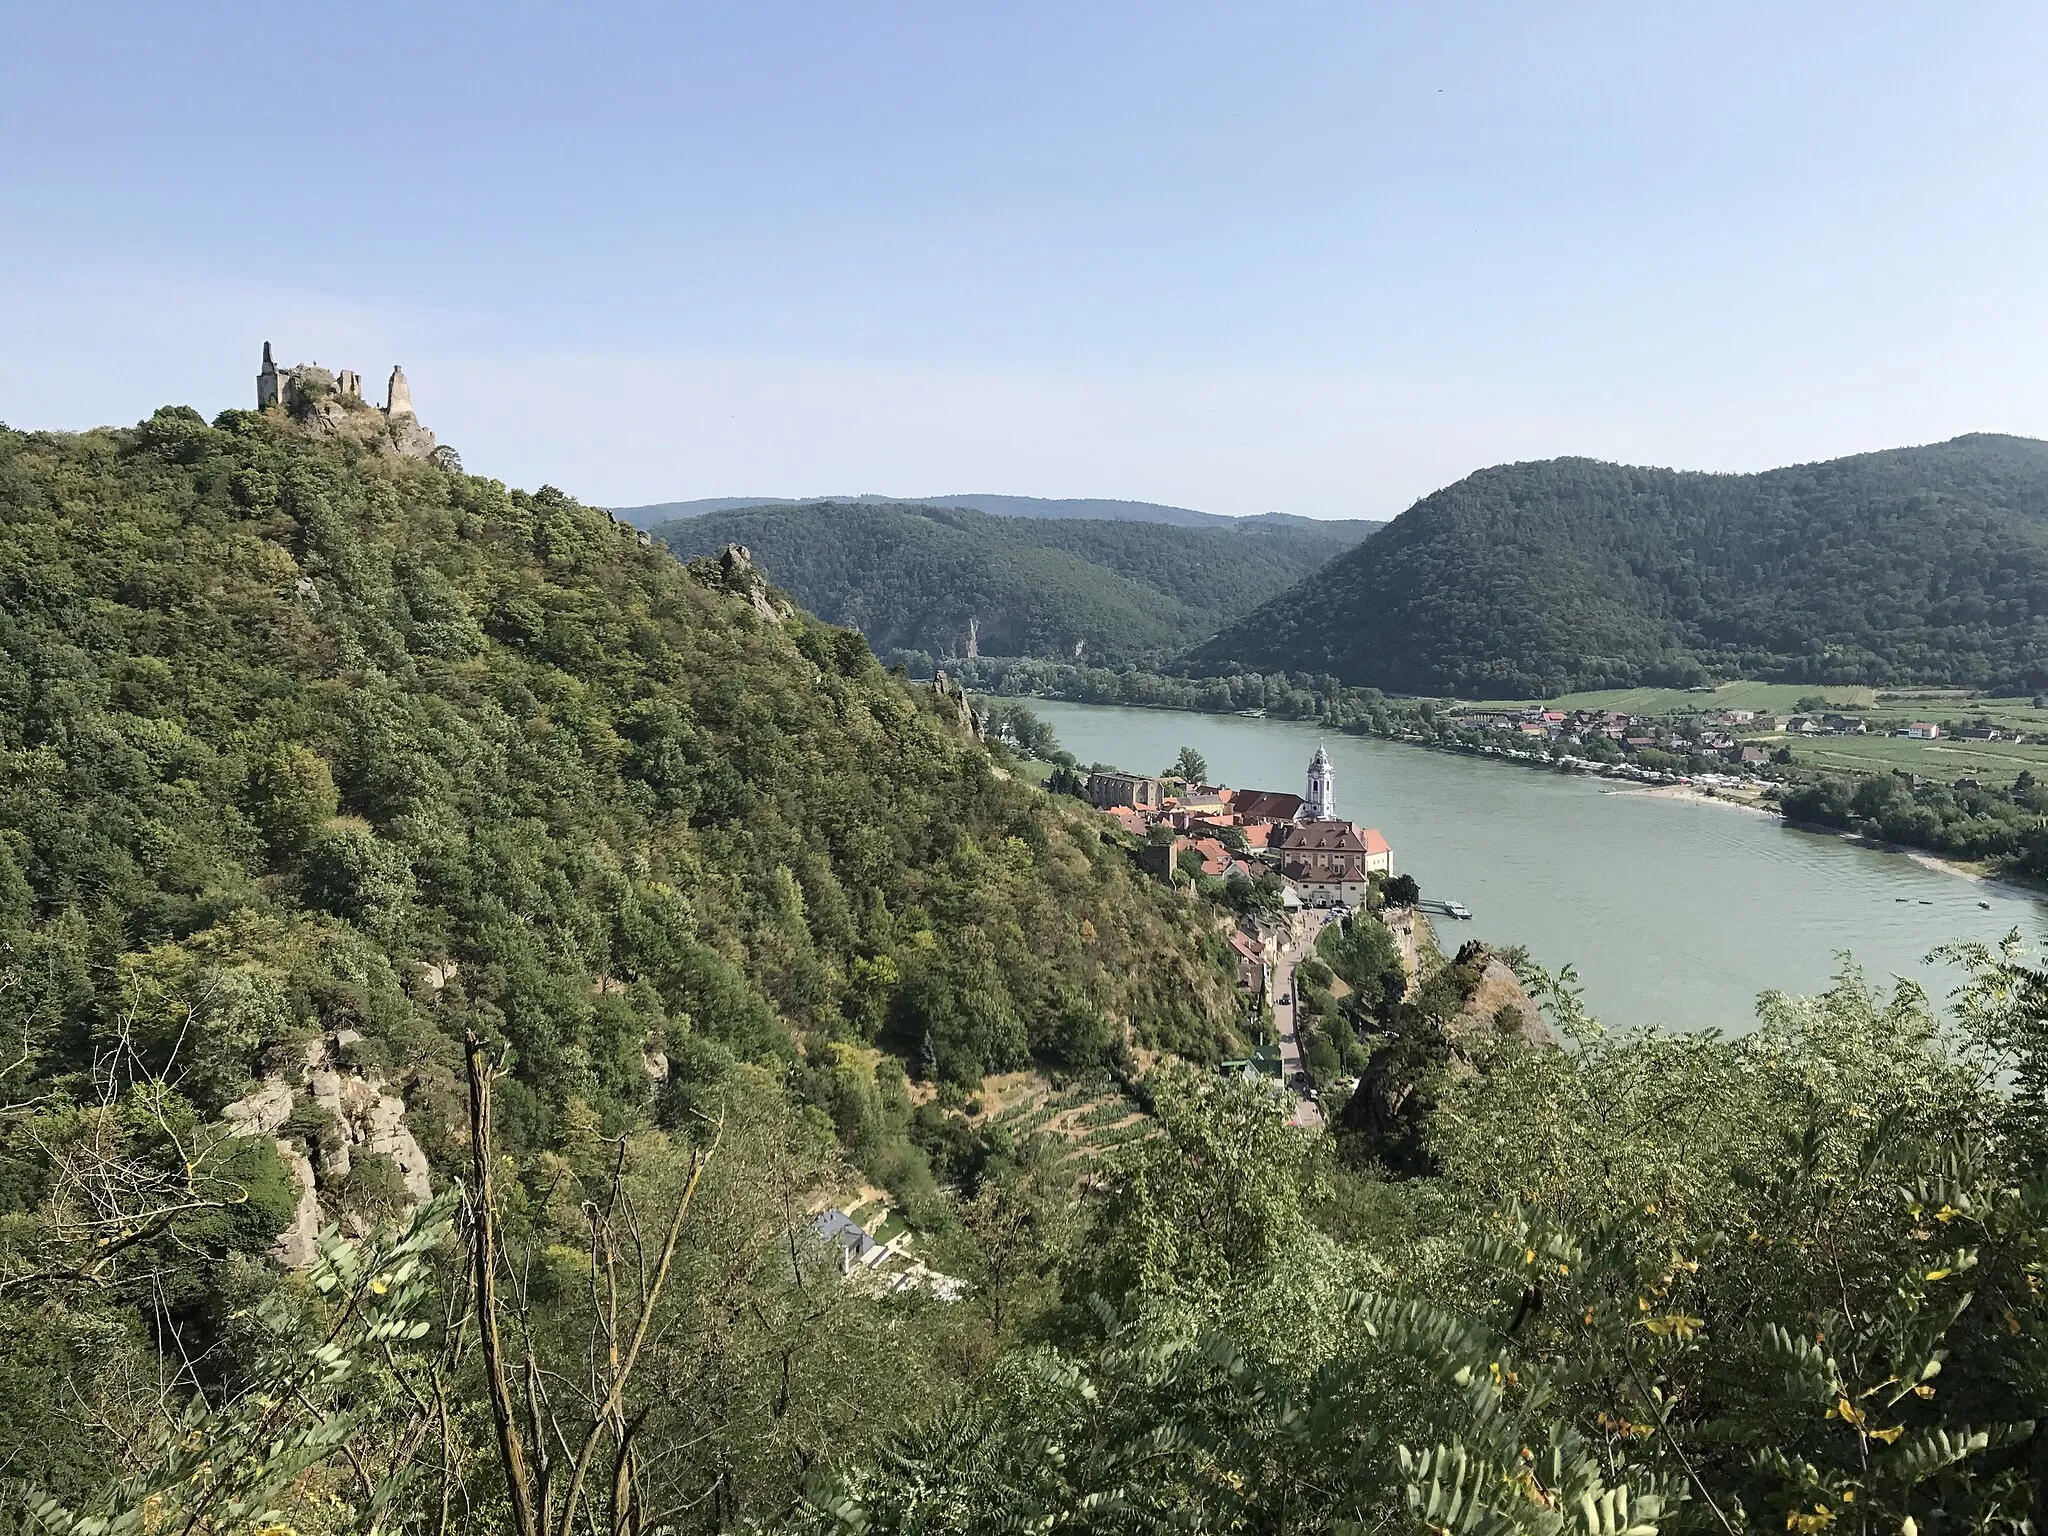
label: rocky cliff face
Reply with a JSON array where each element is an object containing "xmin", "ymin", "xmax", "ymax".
[
  {"xmin": 1337, "ymin": 939, "xmax": 1552, "ymax": 1178},
  {"xmin": 930, "ymin": 669, "xmax": 982, "ymax": 738},
  {"xmin": 221, "ymin": 1032, "xmax": 433, "ymax": 1268},
  {"xmin": 690, "ymin": 543, "xmax": 795, "ymax": 624}
]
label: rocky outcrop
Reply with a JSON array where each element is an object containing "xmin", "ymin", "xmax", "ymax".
[
  {"xmin": 930, "ymin": 670, "xmax": 981, "ymax": 738},
  {"xmin": 692, "ymin": 543, "xmax": 795, "ymax": 623},
  {"xmin": 1337, "ymin": 939, "xmax": 1553, "ymax": 1178},
  {"xmin": 219, "ymin": 1031, "xmax": 433, "ymax": 1268}
]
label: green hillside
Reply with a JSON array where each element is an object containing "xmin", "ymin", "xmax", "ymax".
[
  {"xmin": 12, "ymin": 411, "xmax": 2048, "ymax": 1536},
  {"xmin": 616, "ymin": 490, "xmax": 1372, "ymax": 529},
  {"xmin": 1188, "ymin": 433, "xmax": 2048, "ymax": 697},
  {"xmin": 651, "ymin": 498, "xmax": 1375, "ymax": 666},
  {"xmin": 0, "ymin": 406, "xmax": 1240, "ymax": 1501}
]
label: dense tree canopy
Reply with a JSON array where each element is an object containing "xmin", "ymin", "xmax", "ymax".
[
  {"xmin": 0, "ymin": 406, "xmax": 1241, "ymax": 1511},
  {"xmin": 652, "ymin": 500, "xmax": 1375, "ymax": 667},
  {"xmin": 12, "ymin": 408, "xmax": 2048, "ymax": 1536},
  {"xmin": 1189, "ymin": 434, "xmax": 2048, "ymax": 696}
]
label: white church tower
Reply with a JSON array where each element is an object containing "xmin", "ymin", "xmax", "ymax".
[{"xmin": 1306, "ymin": 743, "xmax": 1336, "ymax": 820}]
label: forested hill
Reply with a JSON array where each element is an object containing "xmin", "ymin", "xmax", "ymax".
[
  {"xmin": 17, "ymin": 413, "xmax": 2048, "ymax": 1536},
  {"xmin": 0, "ymin": 406, "xmax": 1240, "ymax": 1494},
  {"xmin": 1187, "ymin": 433, "xmax": 2048, "ymax": 697},
  {"xmin": 618, "ymin": 491, "xmax": 1362, "ymax": 529},
  {"xmin": 651, "ymin": 498, "xmax": 1376, "ymax": 667}
]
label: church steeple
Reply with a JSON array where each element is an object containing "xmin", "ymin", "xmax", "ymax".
[{"xmin": 1306, "ymin": 742, "xmax": 1335, "ymax": 820}]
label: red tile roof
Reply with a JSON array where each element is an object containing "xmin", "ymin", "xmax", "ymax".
[
  {"xmin": 1271, "ymin": 819, "xmax": 1367, "ymax": 853},
  {"xmin": 1102, "ymin": 806, "xmax": 1149, "ymax": 835},
  {"xmin": 1233, "ymin": 789, "xmax": 1305, "ymax": 823}
]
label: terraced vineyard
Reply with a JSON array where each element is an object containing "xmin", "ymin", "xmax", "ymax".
[{"xmin": 979, "ymin": 1074, "xmax": 1155, "ymax": 1173}]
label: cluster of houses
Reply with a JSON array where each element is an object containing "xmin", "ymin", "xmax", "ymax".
[
  {"xmin": 1456, "ymin": 705, "xmax": 1781, "ymax": 768},
  {"xmin": 1086, "ymin": 746, "xmax": 1394, "ymax": 910},
  {"xmin": 1461, "ymin": 703, "xmax": 2020, "ymax": 759},
  {"xmin": 1086, "ymin": 747, "xmax": 1395, "ymax": 1001}
]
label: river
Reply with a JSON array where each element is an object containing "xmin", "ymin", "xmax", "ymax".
[{"xmin": 1027, "ymin": 699, "xmax": 2048, "ymax": 1034}]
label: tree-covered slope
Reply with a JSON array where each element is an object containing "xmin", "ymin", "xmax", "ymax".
[
  {"xmin": 0, "ymin": 404, "xmax": 1253, "ymax": 1514},
  {"xmin": 651, "ymin": 499, "xmax": 1375, "ymax": 665},
  {"xmin": 618, "ymin": 491, "xmax": 1373, "ymax": 529},
  {"xmin": 0, "ymin": 404, "xmax": 1238, "ymax": 1157},
  {"xmin": 1188, "ymin": 434, "xmax": 2048, "ymax": 697}
]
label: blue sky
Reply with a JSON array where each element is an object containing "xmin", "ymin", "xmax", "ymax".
[{"xmin": 3, "ymin": 3, "xmax": 2044, "ymax": 517}]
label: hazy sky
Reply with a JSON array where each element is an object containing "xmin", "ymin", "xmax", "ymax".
[{"xmin": 4, "ymin": 3, "xmax": 2045, "ymax": 518}]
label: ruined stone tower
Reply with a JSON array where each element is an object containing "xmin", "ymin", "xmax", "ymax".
[
  {"xmin": 385, "ymin": 365, "xmax": 414, "ymax": 419},
  {"xmin": 257, "ymin": 341, "xmax": 282, "ymax": 410}
]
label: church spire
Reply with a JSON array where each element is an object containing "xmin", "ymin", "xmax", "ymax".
[{"xmin": 1306, "ymin": 742, "xmax": 1336, "ymax": 820}]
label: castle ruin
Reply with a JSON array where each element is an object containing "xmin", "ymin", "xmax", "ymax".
[{"xmin": 255, "ymin": 342, "xmax": 458, "ymax": 470}]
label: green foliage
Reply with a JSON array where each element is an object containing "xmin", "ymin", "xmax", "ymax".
[
  {"xmin": 1190, "ymin": 434, "xmax": 2048, "ymax": 695},
  {"xmin": 1783, "ymin": 772, "xmax": 2048, "ymax": 878},
  {"xmin": 244, "ymin": 743, "xmax": 340, "ymax": 858},
  {"xmin": 979, "ymin": 701, "xmax": 1068, "ymax": 763},
  {"xmin": 0, "ymin": 408, "xmax": 1240, "ymax": 1506},
  {"xmin": 0, "ymin": 408, "xmax": 1232, "ymax": 1105},
  {"xmin": 23, "ymin": 406, "xmax": 2048, "ymax": 1535},
  {"xmin": 799, "ymin": 951, "xmax": 2048, "ymax": 1534},
  {"xmin": 17, "ymin": 1192, "xmax": 457, "ymax": 1535},
  {"xmin": 652, "ymin": 500, "xmax": 1374, "ymax": 667}
]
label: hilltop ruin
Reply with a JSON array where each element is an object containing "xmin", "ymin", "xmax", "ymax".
[{"xmin": 255, "ymin": 341, "xmax": 461, "ymax": 471}]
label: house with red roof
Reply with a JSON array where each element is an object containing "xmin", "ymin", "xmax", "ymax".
[
  {"xmin": 1227, "ymin": 930, "xmax": 1266, "ymax": 995},
  {"xmin": 1100, "ymin": 805, "xmax": 1150, "ymax": 837},
  {"xmin": 1269, "ymin": 820, "xmax": 1393, "ymax": 908},
  {"xmin": 1232, "ymin": 788, "xmax": 1305, "ymax": 824}
]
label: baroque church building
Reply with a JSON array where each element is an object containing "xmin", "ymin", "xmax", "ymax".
[{"xmin": 1270, "ymin": 744, "xmax": 1393, "ymax": 908}]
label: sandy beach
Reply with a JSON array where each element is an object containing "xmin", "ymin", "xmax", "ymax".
[
  {"xmin": 1898, "ymin": 849, "xmax": 2044, "ymax": 904},
  {"xmin": 1606, "ymin": 782, "xmax": 1778, "ymax": 816}
]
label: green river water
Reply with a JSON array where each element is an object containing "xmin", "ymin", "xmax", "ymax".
[{"xmin": 1027, "ymin": 699, "xmax": 2048, "ymax": 1034}]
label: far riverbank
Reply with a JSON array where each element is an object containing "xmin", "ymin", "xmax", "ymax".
[{"xmin": 1025, "ymin": 697, "xmax": 2047, "ymax": 1034}]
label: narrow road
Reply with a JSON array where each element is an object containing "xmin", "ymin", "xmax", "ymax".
[{"xmin": 1269, "ymin": 908, "xmax": 1336, "ymax": 1129}]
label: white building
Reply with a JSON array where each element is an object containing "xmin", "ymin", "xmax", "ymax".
[{"xmin": 1306, "ymin": 744, "xmax": 1336, "ymax": 820}]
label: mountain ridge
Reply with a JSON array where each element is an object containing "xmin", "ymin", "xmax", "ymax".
[
  {"xmin": 1185, "ymin": 432, "xmax": 2048, "ymax": 697},
  {"xmin": 652, "ymin": 498, "xmax": 1378, "ymax": 667},
  {"xmin": 617, "ymin": 490, "xmax": 1379, "ymax": 531}
]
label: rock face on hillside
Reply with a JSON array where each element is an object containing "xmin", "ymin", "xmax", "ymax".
[
  {"xmin": 221, "ymin": 1033, "xmax": 433, "ymax": 1268},
  {"xmin": 690, "ymin": 542, "xmax": 795, "ymax": 623},
  {"xmin": 1338, "ymin": 940, "xmax": 1551, "ymax": 1177},
  {"xmin": 930, "ymin": 669, "xmax": 982, "ymax": 738}
]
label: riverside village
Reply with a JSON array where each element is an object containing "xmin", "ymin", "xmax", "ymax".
[{"xmin": 1077, "ymin": 742, "xmax": 1508, "ymax": 1132}]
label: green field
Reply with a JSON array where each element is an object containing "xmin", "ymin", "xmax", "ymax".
[
  {"xmin": 1865, "ymin": 690, "xmax": 2048, "ymax": 734},
  {"xmin": 1780, "ymin": 732, "xmax": 2048, "ymax": 785},
  {"xmin": 1457, "ymin": 681, "xmax": 1878, "ymax": 717}
]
